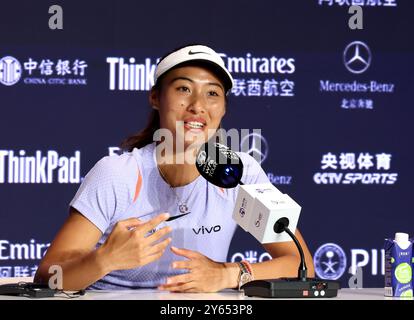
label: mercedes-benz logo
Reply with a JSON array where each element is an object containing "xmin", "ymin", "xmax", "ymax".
[
  {"xmin": 343, "ymin": 41, "xmax": 371, "ymax": 74},
  {"xmin": 240, "ymin": 132, "xmax": 268, "ymax": 164}
]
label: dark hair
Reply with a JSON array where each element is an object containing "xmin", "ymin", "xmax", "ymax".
[
  {"xmin": 120, "ymin": 109, "xmax": 160, "ymax": 152},
  {"xmin": 120, "ymin": 44, "xmax": 228, "ymax": 152}
]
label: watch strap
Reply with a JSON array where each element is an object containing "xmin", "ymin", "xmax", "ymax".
[{"xmin": 237, "ymin": 260, "xmax": 254, "ymax": 290}]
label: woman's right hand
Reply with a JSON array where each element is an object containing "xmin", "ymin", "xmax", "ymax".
[{"xmin": 98, "ymin": 213, "xmax": 172, "ymax": 272}]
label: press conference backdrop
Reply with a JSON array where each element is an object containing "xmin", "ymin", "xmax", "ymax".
[{"xmin": 0, "ymin": 0, "xmax": 413, "ymax": 288}]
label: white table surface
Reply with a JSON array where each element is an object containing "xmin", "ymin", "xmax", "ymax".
[{"xmin": 0, "ymin": 277, "xmax": 410, "ymax": 300}]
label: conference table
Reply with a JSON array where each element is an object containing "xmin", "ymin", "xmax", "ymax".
[{"xmin": 0, "ymin": 277, "xmax": 410, "ymax": 300}]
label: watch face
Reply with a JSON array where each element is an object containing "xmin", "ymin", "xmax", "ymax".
[{"xmin": 240, "ymin": 272, "xmax": 253, "ymax": 285}]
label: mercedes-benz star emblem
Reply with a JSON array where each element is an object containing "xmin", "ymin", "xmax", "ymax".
[
  {"xmin": 240, "ymin": 132, "xmax": 269, "ymax": 165},
  {"xmin": 343, "ymin": 41, "xmax": 371, "ymax": 74}
]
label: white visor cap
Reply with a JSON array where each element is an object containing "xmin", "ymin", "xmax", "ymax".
[{"xmin": 154, "ymin": 45, "xmax": 234, "ymax": 94}]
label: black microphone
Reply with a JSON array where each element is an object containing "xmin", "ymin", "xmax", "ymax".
[
  {"xmin": 195, "ymin": 141, "xmax": 340, "ymax": 298},
  {"xmin": 195, "ymin": 140, "xmax": 308, "ymax": 279},
  {"xmin": 166, "ymin": 141, "xmax": 244, "ymax": 222},
  {"xmin": 195, "ymin": 141, "xmax": 244, "ymax": 188}
]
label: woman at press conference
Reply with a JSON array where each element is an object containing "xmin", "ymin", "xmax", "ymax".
[{"xmin": 34, "ymin": 44, "xmax": 315, "ymax": 292}]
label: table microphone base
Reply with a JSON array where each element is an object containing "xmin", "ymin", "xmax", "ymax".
[
  {"xmin": 241, "ymin": 278, "xmax": 340, "ymax": 298},
  {"xmin": 0, "ymin": 283, "xmax": 56, "ymax": 298}
]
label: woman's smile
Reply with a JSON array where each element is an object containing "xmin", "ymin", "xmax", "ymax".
[{"xmin": 183, "ymin": 116, "xmax": 207, "ymax": 133}]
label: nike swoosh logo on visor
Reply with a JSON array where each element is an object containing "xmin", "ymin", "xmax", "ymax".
[{"xmin": 188, "ymin": 50, "xmax": 211, "ymax": 55}]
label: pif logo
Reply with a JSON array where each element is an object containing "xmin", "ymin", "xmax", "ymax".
[{"xmin": 314, "ymin": 243, "xmax": 347, "ymax": 280}]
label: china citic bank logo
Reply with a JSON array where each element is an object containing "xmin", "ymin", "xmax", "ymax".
[
  {"xmin": 0, "ymin": 55, "xmax": 88, "ymax": 86},
  {"xmin": 0, "ymin": 56, "xmax": 22, "ymax": 86},
  {"xmin": 343, "ymin": 41, "xmax": 371, "ymax": 74}
]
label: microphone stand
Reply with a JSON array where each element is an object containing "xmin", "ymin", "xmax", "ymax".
[
  {"xmin": 195, "ymin": 143, "xmax": 339, "ymax": 298},
  {"xmin": 240, "ymin": 217, "xmax": 340, "ymax": 298},
  {"xmin": 273, "ymin": 218, "xmax": 308, "ymax": 281}
]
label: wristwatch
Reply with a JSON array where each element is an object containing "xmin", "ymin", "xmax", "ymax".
[{"xmin": 237, "ymin": 261, "xmax": 253, "ymax": 290}]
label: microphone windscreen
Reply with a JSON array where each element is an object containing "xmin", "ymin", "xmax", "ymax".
[{"xmin": 195, "ymin": 141, "xmax": 244, "ymax": 188}]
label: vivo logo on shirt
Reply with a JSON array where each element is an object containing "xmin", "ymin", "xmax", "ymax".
[{"xmin": 192, "ymin": 225, "xmax": 222, "ymax": 235}]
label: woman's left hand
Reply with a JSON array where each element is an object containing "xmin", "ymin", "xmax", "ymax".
[{"xmin": 158, "ymin": 246, "xmax": 231, "ymax": 293}]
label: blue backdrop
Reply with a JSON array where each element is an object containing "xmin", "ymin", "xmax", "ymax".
[{"xmin": 0, "ymin": 0, "xmax": 413, "ymax": 288}]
